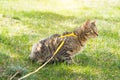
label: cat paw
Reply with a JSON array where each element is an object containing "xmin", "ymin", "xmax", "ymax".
[
  {"xmin": 65, "ymin": 60, "xmax": 73, "ymax": 65},
  {"xmin": 65, "ymin": 59, "xmax": 78, "ymax": 65}
]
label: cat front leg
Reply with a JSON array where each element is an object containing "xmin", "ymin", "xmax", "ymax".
[
  {"xmin": 65, "ymin": 57, "xmax": 73, "ymax": 64},
  {"xmin": 37, "ymin": 59, "xmax": 45, "ymax": 65},
  {"xmin": 63, "ymin": 50, "xmax": 77, "ymax": 64}
]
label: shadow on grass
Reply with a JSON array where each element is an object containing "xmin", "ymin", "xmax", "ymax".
[
  {"xmin": 0, "ymin": 34, "xmax": 30, "ymax": 57},
  {"xmin": 74, "ymin": 49, "xmax": 120, "ymax": 79},
  {"xmin": 0, "ymin": 34, "xmax": 31, "ymax": 79},
  {"xmin": 0, "ymin": 52, "xmax": 10, "ymax": 79},
  {"xmin": 21, "ymin": 64, "xmax": 98, "ymax": 80},
  {"xmin": 11, "ymin": 10, "xmax": 89, "ymax": 32}
]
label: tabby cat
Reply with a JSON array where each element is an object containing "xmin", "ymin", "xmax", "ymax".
[{"xmin": 29, "ymin": 20, "xmax": 98, "ymax": 64}]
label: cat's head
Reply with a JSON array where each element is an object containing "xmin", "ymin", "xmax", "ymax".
[{"xmin": 82, "ymin": 20, "xmax": 98, "ymax": 38}]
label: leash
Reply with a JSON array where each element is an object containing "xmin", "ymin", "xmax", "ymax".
[{"xmin": 17, "ymin": 32, "xmax": 77, "ymax": 80}]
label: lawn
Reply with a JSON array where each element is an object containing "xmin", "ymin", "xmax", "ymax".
[{"xmin": 0, "ymin": 0, "xmax": 120, "ymax": 80}]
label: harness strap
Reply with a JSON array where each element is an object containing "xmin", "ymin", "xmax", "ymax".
[{"xmin": 60, "ymin": 32, "xmax": 77, "ymax": 38}]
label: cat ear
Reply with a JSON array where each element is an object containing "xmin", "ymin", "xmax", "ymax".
[
  {"xmin": 83, "ymin": 19, "xmax": 90, "ymax": 28},
  {"xmin": 91, "ymin": 20, "xmax": 96, "ymax": 24}
]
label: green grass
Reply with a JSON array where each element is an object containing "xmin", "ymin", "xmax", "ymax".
[{"xmin": 0, "ymin": 0, "xmax": 120, "ymax": 80}]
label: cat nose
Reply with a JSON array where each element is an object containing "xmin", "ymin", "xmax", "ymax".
[
  {"xmin": 96, "ymin": 33, "xmax": 98, "ymax": 36},
  {"xmin": 94, "ymin": 32, "xmax": 98, "ymax": 36}
]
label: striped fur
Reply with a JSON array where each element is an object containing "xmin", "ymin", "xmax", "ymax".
[{"xmin": 29, "ymin": 20, "xmax": 98, "ymax": 64}]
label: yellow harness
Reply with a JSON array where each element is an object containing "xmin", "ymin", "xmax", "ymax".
[{"xmin": 60, "ymin": 32, "xmax": 77, "ymax": 38}]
